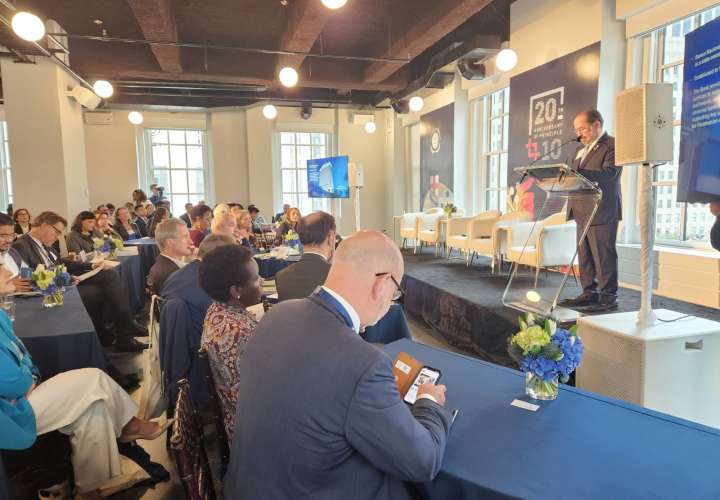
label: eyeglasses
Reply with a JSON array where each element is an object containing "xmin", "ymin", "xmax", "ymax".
[
  {"xmin": 50, "ymin": 225, "xmax": 63, "ymax": 236},
  {"xmin": 375, "ymin": 272, "xmax": 404, "ymax": 301},
  {"xmin": 574, "ymin": 126, "xmax": 591, "ymax": 134}
]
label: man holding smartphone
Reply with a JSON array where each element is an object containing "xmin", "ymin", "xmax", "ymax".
[{"xmin": 226, "ymin": 230, "xmax": 450, "ymax": 500}]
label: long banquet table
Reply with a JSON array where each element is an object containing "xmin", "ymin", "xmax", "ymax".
[
  {"xmin": 383, "ymin": 339, "xmax": 720, "ymax": 500},
  {"xmin": 117, "ymin": 254, "xmax": 145, "ymax": 312},
  {"xmin": 14, "ymin": 286, "xmax": 106, "ymax": 379}
]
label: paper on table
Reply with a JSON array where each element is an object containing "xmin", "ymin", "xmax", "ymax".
[
  {"xmin": 246, "ymin": 303, "xmax": 265, "ymax": 321},
  {"xmin": 511, "ymin": 399, "xmax": 540, "ymax": 412},
  {"xmin": 76, "ymin": 266, "xmax": 103, "ymax": 283},
  {"xmin": 101, "ymin": 260, "xmax": 121, "ymax": 269}
]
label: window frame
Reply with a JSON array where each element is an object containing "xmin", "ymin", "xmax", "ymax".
[
  {"xmin": 480, "ymin": 87, "xmax": 510, "ymax": 213},
  {"xmin": 0, "ymin": 122, "xmax": 12, "ymax": 211},
  {"xmin": 138, "ymin": 127, "xmax": 212, "ymax": 214},
  {"xmin": 276, "ymin": 131, "xmax": 335, "ymax": 215}
]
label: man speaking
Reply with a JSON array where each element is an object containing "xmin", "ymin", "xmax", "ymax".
[{"xmin": 561, "ymin": 109, "xmax": 622, "ymax": 311}]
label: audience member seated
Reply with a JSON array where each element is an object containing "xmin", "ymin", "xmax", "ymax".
[
  {"xmin": 113, "ymin": 207, "xmax": 140, "ymax": 241},
  {"xmin": 13, "ymin": 212, "xmax": 147, "ymax": 351},
  {"xmin": 66, "ymin": 211, "xmax": 98, "ymax": 254},
  {"xmin": 13, "ymin": 208, "xmax": 31, "ymax": 236},
  {"xmin": 160, "ymin": 234, "xmax": 236, "ymax": 406},
  {"xmin": 198, "ymin": 245, "xmax": 261, "ymax": 441},
  {"xmin": 0, "ymin": 266, "xmax": 171, "ymax": 500},
  {"xmin": 148, "ymin": 206, "xmax": 170, "ymax": 238},
  {"xmin": 148, "ymin": 218, "xmax": 193, "ymax": 295},
  {"xmin": 148, "ymin": 184, "xmax": 168, "ymax": 206},
  {"xmin": 93, "ymin": 211, "xmax": 121, "ymax": 240},
  {"xmin": 234, "ymin": 210, "xmax": 255, "ymax": 248},
  {"xmin": 133, "ymin": 204, "xmax": 150, "ymax": 238},
  {"xmin": 132, "ymin": 188, "xmax": 148, "ymax": 206},
  {"xmin": 248, "ymin": 204, "xmax": 264, "ymax": 234},
  {"xmin": 276, "ymin": 211, "xmax": 335, "ymax": 301},
  {"xmin": 213, "ymin": 203, "xmax": 230, "ymax": 219},
  {"xmin": 105, "ymin": 203, "xmax": 116, "ymax": 218},
  {"xmin": 229, "ymin": 203, "xmax": 245, "ymax": 217},
  {"xmin": 189, "ymin": 204, "xmax": 212, "ymax": 247},
  {"xmin": 274, "ymin": 207, "xmax": 301, "ymax": 245},
  {"xmin": 179, "ymin": 202, "xmax": 193, "ymax": 228},
  {"xmin": 224, "ymin": 230, "xmax": 451, "ymax": 499},
  {"xmin": 0, "ymin": 214, "xmax": 32, "ymax": 291},
  {"xmin": 273, "ymin": 203, "xmax": 290, "ymax": 224},
  {"xmin": 144, "ymin": 200, "xmax": 156, "ymax": 222},
  {"xmin": 96, "ymin": 205, "xmax": 110, "ymax": 216},
  {"xmin": 212, "ymin": 212, "xmax": 237, "ymax": 239}
]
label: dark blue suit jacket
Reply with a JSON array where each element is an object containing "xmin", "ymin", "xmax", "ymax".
[
  {"xmin": 225, "ymin": 296, "xmax": 452, "ymax": 500},
  {"xmin": 159, "ymin": 260, "xmax": 212, "ymax": 406},
  {"xmin": 568, "ymin": 133, "xmax": 623, "ymax": 227}
]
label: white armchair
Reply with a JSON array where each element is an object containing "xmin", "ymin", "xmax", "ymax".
[
  {"xmin": 491, "ymin": 211, "xmax": 533, "ymax": 271},
  {"xmin": 461, "ymin": 211, "xmax": 502, "ymax": 266},
  {"xmin": 446, "ymin": 216, "xmax": 476, "ymax": 259},
  {"xmin": 417, "ymin": 211, "xmax": 447, "ymax": 255},
  {"xmin": 399, "ymin": 211, "xmax": 423, "ymax": 249},
  {"xmin": 505, "ymin": 212, "xmax": 577, "ymax": 287}
]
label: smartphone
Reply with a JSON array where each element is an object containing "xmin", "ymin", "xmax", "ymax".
[
  {"xmin": 404, "ymin": 366, "xmax": 442, "ymax": 405},
  {"xmin": 20, "ymin": 268, "xmax": 31, "ymax": 279}
]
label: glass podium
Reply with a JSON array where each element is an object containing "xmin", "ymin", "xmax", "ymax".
[{"xmin": 502, "ymin": 164, "xmax": 601, "ymax": 322}]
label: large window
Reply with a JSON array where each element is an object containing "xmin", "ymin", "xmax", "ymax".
[
  {"xmin": 481, "ymin": 88, "xmax": 509, "ymax": 212},
  {"xmin": 644, "ymin": 6, "xmax": 720, "ymax": 243},
  {"xmin": 143, "ymin": 128, "xmax": 208, "ymax": 215},
  {"xmin": 279, "ymin": 132, "xmax": 332, "ymax": 214},
  {"xmin": 0, "ymin": 122, "xmax": 11, "ymax": 211}
]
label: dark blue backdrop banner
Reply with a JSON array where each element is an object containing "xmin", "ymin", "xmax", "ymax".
[
  {"xmin": 678, "ymin": 17, "xmax": 720, "ymax": 203},
  {"xmin": 420, "ymin": 103, "xmax": 454, "ymax": 210}
]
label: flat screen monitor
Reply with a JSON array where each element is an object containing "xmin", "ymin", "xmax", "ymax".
[{"xmin": 307, "ymin": 155, "xmax": 350, "ymax": 198}]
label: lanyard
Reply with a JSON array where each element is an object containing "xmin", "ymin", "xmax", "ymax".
[{"xmin": 314, "ymin": 288, "xmax": 354, "ymax": 330}]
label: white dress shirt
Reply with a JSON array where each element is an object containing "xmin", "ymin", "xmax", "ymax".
[
  {"xmin": 576, "ymin": 133, "xmax": 603, "ymax": 165},
  {"xmin": 28, "ymin": 234, "xmax": 54, "ymax": 267},
  {"xmin": 0, "ymin": 251, "xmax": 22, "ymax": 277}
]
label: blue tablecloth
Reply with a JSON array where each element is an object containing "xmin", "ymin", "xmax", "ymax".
[
  {"xmin": 362, "ymin": 304, "xmax": 412, "ymax": 344},
  {"xmin": 382, "ymin": 339, "xmax": 720, "ymax": 500},
  {"xmin": 117, "ymin": 254, "xmax": 145, "ymax": 313},
  {"xmin": 124, "ymin": 238, "xmax": 160, "ymax": 277},
  {"xmin": 14, "ymin": 286, "xmax": 106, "ymax": 380},
  {"xmin": 254, "ymin": 256, "xmax": 298, "ymax": 279}
]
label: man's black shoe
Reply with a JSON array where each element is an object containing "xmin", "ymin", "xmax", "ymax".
[
  {"xmin": 558, "ymin": 292, "xmax": 598, "ymax": 308},
  {"xmin": 114, "ymin": 337, "xmax": 146, "ymax": 353},
  {"xmin": 580, "ymin": 295, "xmax": 618, "ymax": 313}
]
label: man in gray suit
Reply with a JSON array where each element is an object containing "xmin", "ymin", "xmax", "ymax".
[
  {"xmin": 561, "ymin": 109, "xmax": 622, "ymax": 311},
  {"xmin": 225, "ymin": 230, "xmax": 451, "ymax": 500},
  {"xmin": 275, "ymin": 211, "xmax": 335, "ymax": 301}
]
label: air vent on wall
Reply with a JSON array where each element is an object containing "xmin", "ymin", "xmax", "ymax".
[{"xmin": 83, "ymin": 110, "xmax": 114, "ymax": 125}]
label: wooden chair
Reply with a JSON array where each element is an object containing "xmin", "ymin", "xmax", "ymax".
[
  {"xmin": 170, "ymin": 379, "xmax": 216, "ymax": 500},
  {"xmin": 197, "ymin": 349, "xmax": 230, "ymax": 474}
]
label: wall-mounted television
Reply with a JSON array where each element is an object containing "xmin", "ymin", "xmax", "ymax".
[{"xmin": 307, "ymin": 155, "xmax": 350, "ymax": 198}]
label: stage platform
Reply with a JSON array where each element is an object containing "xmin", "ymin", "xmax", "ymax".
[{"xmin": 401, "ymin": 249, "xmax": 720, "ymax": 368}]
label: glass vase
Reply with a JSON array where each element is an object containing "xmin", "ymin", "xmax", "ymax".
[
  {"xmin": 525, "ymin": 372, "xmax": 559, "ymax": 400},
  {"xmin": 42, "ymin": 291, "xmax": 65, "ymax": 308}
]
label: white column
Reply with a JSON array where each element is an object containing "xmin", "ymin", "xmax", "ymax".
[{"xmin": 0, "ymin": 57, "xmax": 90, "ymax": 219}]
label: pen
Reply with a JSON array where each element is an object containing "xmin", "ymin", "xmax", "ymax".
[{"xmin": 451, "ymin": 409, "xmax": 459, "ymax": 424}]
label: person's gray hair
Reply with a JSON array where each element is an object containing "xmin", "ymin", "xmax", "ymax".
[
  {"xmin": 155, "ymin": 218, "xmax": 186, "ymax": 250},
  {"xmin": 198, "ymin": 233, "xmax": 236, "ymax": 258}
]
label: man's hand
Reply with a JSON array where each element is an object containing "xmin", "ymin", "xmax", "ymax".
[
  {"xmin": 417, "ymin": 383, "xmax": 447, "ymax": 407},
  {"xmin": 10, "ymin": 276, "xmax": 32, "ymax": 293}
]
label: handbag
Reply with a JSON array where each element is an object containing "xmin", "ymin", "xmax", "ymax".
[{"xmin": 138, "ymin": 295, "xmax": 167, "ymax": 419}]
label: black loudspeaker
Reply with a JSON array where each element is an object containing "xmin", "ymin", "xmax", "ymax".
[
  {"xmin": 301, "ymin": 103, "xmax": 312, "ymax": 120},
  {"xmin": 457, "ymin": 57, "xmax": 487, "ymax": 81},
  {"xmin": 391, "ymin": 101, "xmax": 409, "ymax": 114}
]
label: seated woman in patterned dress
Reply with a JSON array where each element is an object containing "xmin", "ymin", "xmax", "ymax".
[{"xmin": 198, "ymin": 244, "xmax": 262, "ymax": 441}]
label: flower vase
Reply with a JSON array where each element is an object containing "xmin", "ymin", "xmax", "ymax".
[
  {"xmin": 42, "ymin": 290, "xmax": 65, "ymax": 308},
  {"xmin": 525, "ymin": 372, "xmax": 559, "ymax": 400}
]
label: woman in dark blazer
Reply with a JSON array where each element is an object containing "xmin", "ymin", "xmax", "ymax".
[
  {"xmin": 66, "ymin": 211, "xmax": 98, "ymax": 254},
  {"xmin": 12, "ymin": 208, "xmax": 30, "ymax": 236},
  {"xmin": 113, "ymin": 207, "xmax": 140, "ymax": 241}
]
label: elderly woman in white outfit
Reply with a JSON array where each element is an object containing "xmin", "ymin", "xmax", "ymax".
[{"xmin": 0, "ymin": 266, "xmax": 172, "ymax": 499}]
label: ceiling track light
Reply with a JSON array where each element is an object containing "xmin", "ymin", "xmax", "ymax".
[
  {"xmin": 321, "ymin": 0, "xmax": 348, "ymax": 9},
  {"xmin": 128, "ymin": 111, "xmax": 144, "ymax": 125},
  {"xmin": 278, "ymin": 66, "xmax": 299, "ymax": 88},
  {"xmin": 11, "ymin": 11, "xmax": 45, "ymax": 42},
  {"xmin": 92, "ymin": 80, "xmax": 114, "ymax": 98},
  {"xmin": 409, "ymin": 96, "xmax": 424, "ymax": 113},
  {"xmin": 364, "ymin": 121, "xmax": 377, "ymax": 134},
  {"xmin": 495, "ymin": 48, "xmax": 518, "ymax": 72},
  {"xmin": 263, "ymin": 104, "xmax": 278, "ymax": 120}
]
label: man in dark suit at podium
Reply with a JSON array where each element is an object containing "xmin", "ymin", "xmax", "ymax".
[{"xmin": 561, "ymin": 109, "xmax": 622, "ymax": 311}]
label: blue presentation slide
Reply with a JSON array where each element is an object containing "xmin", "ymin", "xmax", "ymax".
[
  {"xmin": 678, "ymin": 17, "xmax": 720, "ymax": 202},
  {"xmin": 307, "ymin": 155, "xmax": 350, "ymax": 199}
]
